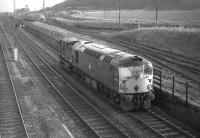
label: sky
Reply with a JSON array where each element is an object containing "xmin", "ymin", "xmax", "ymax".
[{"xmin": 0, "ymin": 0, "xmax": 65, "ymax": 12}]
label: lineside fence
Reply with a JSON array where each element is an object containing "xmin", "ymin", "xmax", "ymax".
[
  {"xmin": 153, "ymin": 68, "xmax": 199, "ymax": 107},
  {"xmin": 153, "ymin": 69, "xmax": 200, "ymax": 133}
]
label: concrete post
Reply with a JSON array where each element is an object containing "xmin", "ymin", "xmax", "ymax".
[
  {"xmin": 172, "ymin": 76, "xmax": 175, "ymax": 97},
  {"xmin": 13, "ymin": 48, "xmax": 18, "ymax": 61}
]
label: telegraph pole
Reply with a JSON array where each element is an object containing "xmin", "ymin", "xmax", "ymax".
[
  {"xmin": 14, "ymin": 0, "xmax": 16, "ymax": 17},
  {"xmin": 13, "ymin": 0, "xmax": 16, "ymax": 25},
  {"xmin": 118, "ymin": 0, "xmax": 121, "ymax": 25},
  {"xmin": 13, "ymin": 0, "xmax": 18, "ymax": 62},
  {"xmin": 43, "ymin": 0, "xmax": 45, "ymax": 10},
  {"xmin": 13, "ymin": 0, "xmax": 16, "ymax": 32},
  {"xmin": 155, "ymin": 0, "xmax": 158, "ymax": 22}
]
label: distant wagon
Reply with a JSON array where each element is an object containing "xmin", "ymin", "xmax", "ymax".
[{"xmin": 23, "ymin": 13, "xmax": 45, "ymax": 22}]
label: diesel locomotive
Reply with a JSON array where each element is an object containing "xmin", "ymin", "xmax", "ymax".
[{"xmin": 59, "ymin": 37, "xmax": 154, "ymax": 109}]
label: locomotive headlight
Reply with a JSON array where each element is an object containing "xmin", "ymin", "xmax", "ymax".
[
  {"xmin": 140, "ymin": 73, "xmax": 144, "ymax": 78},
  {"xmin": 147, "ymin": 84, "xmax": 152, "ymax": 90}
]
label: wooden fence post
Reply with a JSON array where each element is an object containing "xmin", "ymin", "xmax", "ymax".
[
  {"xmin": 159, "ymin": 71, "xmax": 162, "ymax": 91},
  {"xmin": 186, "ymin": 82, "xmax": 188, "ymax": 106},
  {"xmin": 172, "ymin": 76, "xmax": 175, "ymax": 98}
]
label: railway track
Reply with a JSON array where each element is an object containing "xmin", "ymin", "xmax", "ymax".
[
  {"xmin": 18, "ymin": 26, "xmax": 198, "ymax": 138},
  {"xmin": 0, "ymin": 38, "xmax": 28, "ymax": 137},
  {"xmin": 129, "ymin": 109, "xmax": 195, "ymax": 138},
  {"xmin": 15, "ymin": 27, "xmax": 130, "ymax": 138},
  {"xmin": 3, "ymin": 17, "xmax": 199, "ymax": 137},
  {"xmin": 136, "ymin": 42, "xmax": 200, "ymax": 71}
]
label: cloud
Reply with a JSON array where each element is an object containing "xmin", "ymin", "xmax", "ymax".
[
  {"xmin": 0, "ymin": 0, "xmax": 65, "ymax": 12},
  {"xmin": 0, "ymin": 0, "xmax": 13, "ymax": 12}
]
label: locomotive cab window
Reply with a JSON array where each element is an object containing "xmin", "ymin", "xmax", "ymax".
[
  {"xmin": 75, "ymin": 51, "xmax": 79, "ymax": 63},
  {"xmin": 144, "ymin": 65, "xmax": 153, "ymax": 75},
  {"xmin": 119, "ymin": 67, "xmax": 134, "ymax": 77},
  {"xmin": 119, "ymin": 66, "xmax": 143, "ymax": 78}
]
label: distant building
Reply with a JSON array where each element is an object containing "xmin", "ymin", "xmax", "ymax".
[{"xmin": 16, "ymin": 5, "xmax": 30, "ymax": 15}]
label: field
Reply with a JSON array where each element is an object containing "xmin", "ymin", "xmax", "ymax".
[
  {"xmin": 52, "ymin": 10, "xmax": 200, "ymax": 60},
  {"xmin": 112, "ymin": 27, "xmax": 200, "ymax": 60},
  {"xmin": 72, "ymin": 10, "xmax": 200, "ymax": 24},
  {"xmin": 53, "ymin": 10, "xmax": 200, "ymax": 31},
  {"xmin": 53, "ymin": 10, "xmax": 200, "ymax": 60}
]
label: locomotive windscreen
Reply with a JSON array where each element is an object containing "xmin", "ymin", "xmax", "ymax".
[{"xmin": 117, "ymin": 56, "xmax": 143, "ymax": 67}]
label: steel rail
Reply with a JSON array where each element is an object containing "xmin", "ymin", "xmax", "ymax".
[
  {"xmin": 127, "ymin": 109, "xmax": 196, "ymax": 138},
  {"xmin": 146, "ymin": 109, "xmax": 195, "ymax": 138},
  {"xmin": 4, "ymin": 17, "xmax": 198, "ymax": 137},
  {"xmin": 19, "ymin": 24, "xmax": 197, "ymax": 138},
  {"xmin": 0, "ymin": 40, "xmax": 29, "ymax": 138},
  {"xmin": 19, "ymin": 22, "xmax": 198, "ymax": 138}
]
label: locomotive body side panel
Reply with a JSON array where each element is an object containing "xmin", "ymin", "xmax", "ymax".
[{"xmin": 72, "ymin": 50, "xmax": 118, "ymax": 92}]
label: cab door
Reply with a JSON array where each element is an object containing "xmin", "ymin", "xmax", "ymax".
[{"xmin": 112, "ymin": 66, "xmax": 119, "ymax": 92}]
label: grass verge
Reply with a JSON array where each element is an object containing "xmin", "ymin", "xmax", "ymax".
[{"xmin": 112, "ymin": 27, "xmax": 200, "ymax": 60}]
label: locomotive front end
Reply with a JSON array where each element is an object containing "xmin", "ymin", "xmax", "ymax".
[
  {"xmin": 117, "ymin": 57, "xmax": 154, "ymax": 108},
  {"xmin": 119, "ymin": 64, "xmax": 153, "ymax": 93}
]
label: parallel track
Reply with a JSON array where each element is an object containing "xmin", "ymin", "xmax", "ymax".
[
  {"xmin": 129, "ymin": 109, "xmax": 195, "ymax": 138},
  {"xmin": 3, "ymin": 16, "xmax": 198, "ymax": 137},
  {"xmin": 19, "ymin": 25, "xmax": 197, "ymax": 138},
  {"xmin": 16, "ymin": 27, "xmax": 130, "ymax": 138},
  {"xmin": 0, "ymin": 29, "xmax": 28, "ymax": 137}
]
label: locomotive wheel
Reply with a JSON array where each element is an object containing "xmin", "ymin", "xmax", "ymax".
[
  {"xmin": 106, "ymin": 90, "xmax": 111, "ymax": 98},
  {"xmin": 142, "ymin": 99, "xmax": 151, "ymax": 109},
  {"xmin": 81, "ymin": 72, "xmax": 86, "ymax": 81},
  {"xmin": 114, "ymin": 96, "xmax": 120, "ymax": 105},
  {"xmin": 104, "ymin": 88, "xmax": 110, "ymax": 98},
  {"xmin": 97, "ymin": 84, "xmax": 103, "ymax": 93},
  {"xmin": 69, "ymin": 66, "xmax": 73, "ymax": 72}
]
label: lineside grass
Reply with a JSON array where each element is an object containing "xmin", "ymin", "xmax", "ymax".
[
  {"xmin": 52, "ymin": 17, "xmax": 126, "ymax": 30},
  {"xmin": 72, "ymin": 10, "xmax": 200, "ymax": 24},
  {"xmin": 112, "ymin": 27, "xmax": 200, "ymax": 60},
  {"xmin": 51, "ymin": 17, "xmax": 200, "ymax": 60}
]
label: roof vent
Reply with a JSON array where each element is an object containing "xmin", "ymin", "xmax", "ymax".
[
  {"xmin": 84, "ymin": 49, "xmax": 101, "ymax": 58},
  {"xmin": 103, "ymin": 55, "xmax": 113, "ymax": 63},
  {"xmin": 84, "ymin": 41, "xmax": 93, "ymax": 44},
  {"xmin": 132, "ymin": 56, "xmax": 142, "ymax": 61}
]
